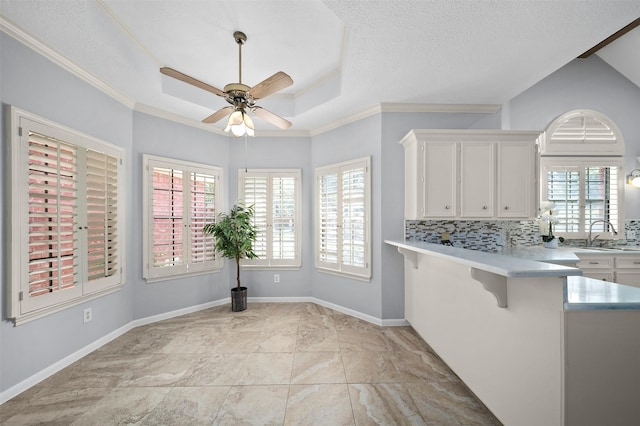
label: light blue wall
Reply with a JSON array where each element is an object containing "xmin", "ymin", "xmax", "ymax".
[
  {"xmin": 509, "ymin": 55, "xmax": 640, "ymax": 218},
  {"xmin": 311, "ymin": 114, "xmax": 383, "ymax": 318},
  {"xmin": 1, "ymin": 33, "xmax": 134, "ymax": 391},
  {"xmin": 131, "ymin": 112, "xmax": 232, "ymax": 319},
  {"xmin": 227, "ymin": 135, "xmax": 314, "ymax": 298}
]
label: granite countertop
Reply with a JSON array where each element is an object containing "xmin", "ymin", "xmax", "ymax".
[{"xmin": 385, "ymin": 240, "xmax": 582, "ymax": 278}]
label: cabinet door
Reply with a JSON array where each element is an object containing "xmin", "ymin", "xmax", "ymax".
[
  {"xmin": 460, "ymin": 142, "xmax": 494, "ymax": 217},
  {"xmin": 614, "ymin": 272, "xmax": 640, "ymax": 288},
  {"xmin": 423, "ymin": 142, "xmax": 457, "ymax": 217},
  {"xmin": 497, "ymin": 141, "xmax": 535, "ymax": 218}
]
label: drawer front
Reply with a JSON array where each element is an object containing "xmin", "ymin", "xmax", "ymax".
[
  {"xmin": 576, "ymin": 257, "xmax": 614, "ymax": 269},
  {"xmin": 615, "ymin": 256, "xmax": 640, "ymax": 269}
]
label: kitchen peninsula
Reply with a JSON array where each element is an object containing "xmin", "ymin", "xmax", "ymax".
[{"xmin": 386, "ymin": 240, "xmax": 640, "ymax": 426}]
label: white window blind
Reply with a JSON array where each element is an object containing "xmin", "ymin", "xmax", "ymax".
[
  {"xmin": 315, "ymin": 157, "xmax": 371, "ymax": 280},
  {"xmin": 542, "ymin": 159, "xmax": 623, "ymax": 238},
  {"xmin": 239, "ymin": 169, "xmax": 301, "ymax": 268},
  {"xmin": 10, "ymin": 107, "xmax": 125, "ymax": 325},
  {"xmin": 143, "ymin": 155, "xmax": 223, "ymax": 281}
]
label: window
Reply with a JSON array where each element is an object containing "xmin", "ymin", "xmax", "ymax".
[
  {"xmin": 9, "ymin": 107, "xmax": 125, "ymax": 325},
  {"xmin": 540, "ymin": 110, "xmax": 625, "ymax": 240},
  {"xmin": 315, "ymin": 157, "xmax": 371, "ymax": 280},
  {"xmin": 542, "ymin": 159, "xmax": 623, "ymax": 237},
  {"xmin": 238, "ymin": 169, "xmax": 301, "ymax": 269},
  {"xmin": 143, "ymin": 155, "xmax": 223, "ymax": 281}
]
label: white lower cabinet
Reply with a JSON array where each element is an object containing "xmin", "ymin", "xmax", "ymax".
[
  {"xmin": 577, "ymin": 253, "xmax": 640, "ymax": 287},
  {"xmin": 401, "ymin": 129, "xmax": 539, "ymax": 220}
]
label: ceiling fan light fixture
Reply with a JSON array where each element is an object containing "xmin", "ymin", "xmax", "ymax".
[{"xmin": 225, "ymin": 108, "xmax": 255, "ymax": 137}]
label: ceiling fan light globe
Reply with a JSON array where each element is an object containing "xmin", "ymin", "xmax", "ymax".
[
  {"xmin": 244, "ymin": 113, "xmax": 255, "ymax": 130},
  {"xmin": 231, "ymin": 123, "xmax": 246, "ymax": 137},
  {"xmin": 228, "ymin": 110, "xmax": 244, "ymax": 125},
  {"xmin": 247, "ymin": 127, "xmax": 255, "ymax": 137}
]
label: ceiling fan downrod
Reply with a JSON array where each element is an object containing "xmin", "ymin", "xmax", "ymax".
[{"xmin": 234, "ymin": 31, "xmax": 246, "ymax": 85}]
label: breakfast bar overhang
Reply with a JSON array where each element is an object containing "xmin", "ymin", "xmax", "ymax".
[{"xmin": 386, "ymin": 240, "xmax": 640, "ymax": 426}]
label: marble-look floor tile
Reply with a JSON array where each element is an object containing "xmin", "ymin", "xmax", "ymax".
[
  {"xmin": 342, "ymin": 351, "xmax": 457, "ymax": 383},
  {"xmin": 236, "ymin": 352, "xmax": 294, "ymax": 385},
  {"xmin": 141, "ymin": 386, "xmax": 230, "ymax": 425},
  {"xmin": 349, "ymin": 383, "xmax": 425, "ymax": 425},
  {"xmin": 299, "ymin": 314, "xmax": 336, "ymax": 331},
  {"xmin": 291, "ymin": 351, "xmax": 346, "ymax": 384},
  {"xmin": 337, "ymin": 328, "xmax": 393, "ymax": 352},
  {"xmin": 214, "ymin": 385, "xmax": 288, "ymax": 425},
  {"xmin": 1, "ymin": 302, "xmax": 501, "ymax": 426},
  {"xmin": 296, "ymin": 330, "xmax": 340, "ymax": 352},
  {"xmin": 176, "ymin": 353, "xmax": 248, "ymax": 386},
  {"xmin": 70, "ymin": 387, "xmax": 170, "ymax": 425},
  {"xmin": 382, "ymin": 326, "xmax": 434, "ymax": 353},
  {"xmin": 256, "ymin": 330, "xmax": 298, "ymax": 352},
  {"xmin": 406, "ymin": 380, "xmax": 501, "ymax": 425},
  {"xmin": 284, "ymin": 384, "xmax": 354, "ymax": 425}
]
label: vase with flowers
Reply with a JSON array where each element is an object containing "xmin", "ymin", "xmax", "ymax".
[{"xmin": 538, "ymin": 201, "xmax": 565, "ymax": 249}]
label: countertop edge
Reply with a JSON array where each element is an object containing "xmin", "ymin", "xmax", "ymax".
[{"xmin": 385, "ymin": 239, "xmax": 582, "ymax": 278}]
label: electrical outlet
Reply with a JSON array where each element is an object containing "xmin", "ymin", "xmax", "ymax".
[
  {"xmin": 274, "ymin": 274, "xmax": 280, "ymax": 283},
  {"xmin": 83, "ymin": 307, "xmax": 92, "ymax": 323}
]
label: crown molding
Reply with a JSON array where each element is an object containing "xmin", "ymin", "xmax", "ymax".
[
  {"xmin": 0, "ymin": 16, "xmax": 135, "ymax": 109},
  {"xmin": 380, "ymin": 102, "xmax": 501, "ymax": 114}
]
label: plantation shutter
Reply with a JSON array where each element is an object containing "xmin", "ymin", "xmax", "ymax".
[
  {"xmin": 242, "ymin": 173, "xmax": 269, "ymax": 261},
  {"xmin": 151, "ymin": 167, "xmax": 184, "ymax": 269},
  {"xmin": 272, "ymin": 176, "xmax": 297, "ymax": 261},
  {"xmin": 585, "ymin": 166, "xmax": 619, "ymax": 232},
  {"xmin": 239, "ymin": 170, "xmax": 300, "ymax": 268},
  {"xmin": 341, "ymin": 165, "xmax": 366, "ymax": 271},
  {"xmin": 24, "ymin": 132, "xmax": 82, "ymax": 312},
  {"xmin": 318, "ymin": 171, "xmax": 339, "ymax": 266},
  {"xmin": 84, "ymin": 149, "xmax": 119, "ymax": 288},
  {"xmin": 544, "ymin": 160, "xmax": 622, "ymax": 236},
  {"xmin": 315, "ymin": 157, "xmax": 370, "ymax": 280},
  {"xmin": 190, "ymin": 171, "xmax": 217, "ymax": 264},
  {"xmin": 143, "ymin": 156, "xmax": 223, "ymax": 281}
]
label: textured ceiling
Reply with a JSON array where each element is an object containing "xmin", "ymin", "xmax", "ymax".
[{"xmin": 1, "ymin": 0, "xmax": 639, "ymax": 136}]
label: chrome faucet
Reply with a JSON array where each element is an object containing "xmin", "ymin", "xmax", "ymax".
[{"xmin": 587, "ymin": 220, "xmax": 618, "ymax": 247}]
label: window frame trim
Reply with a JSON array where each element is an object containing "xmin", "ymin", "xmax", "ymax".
[
  {"xmin": 540, "ymin": 157, "xmax": 625, "ymax": 240},
  {"xmin": 238, "ymin": 168, "xmax": 302, "ymax": 270},
  {"xmin": 142, "ymin": 154, "xmax": 224, "ymax": 283},
  {"xmin": 314, "ymin": 156, "xmax": 372, "ymax": 281},
  {"xmin": 8, "ymin": 106, "xmax": 126, "ymax": 325}
]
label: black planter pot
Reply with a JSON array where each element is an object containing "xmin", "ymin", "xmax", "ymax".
[{"xmin": 231, "ymin": 286, "xmax": 247, "ymax": 312}]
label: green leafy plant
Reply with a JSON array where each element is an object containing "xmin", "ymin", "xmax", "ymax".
[{"xmin": 203, "ymin": 203, "xmax": 258, "ymax": 289}]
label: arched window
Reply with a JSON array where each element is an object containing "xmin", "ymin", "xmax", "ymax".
[{"xmin": 540, "ymin": 110, "xmax": 625, "ymax": 240}]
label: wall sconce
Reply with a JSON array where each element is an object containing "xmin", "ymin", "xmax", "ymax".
[{"xmin": 628, "ymin": 169, "xmax": 640, "ymax": 188}]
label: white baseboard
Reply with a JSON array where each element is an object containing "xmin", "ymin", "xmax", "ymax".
[
  {"xmin": 0, "ymin": 322, "xmax": 133, "ymax": 404},
  {"xmin": 1, "ymin": 297, "xmax": 406, "ymax": 403}
]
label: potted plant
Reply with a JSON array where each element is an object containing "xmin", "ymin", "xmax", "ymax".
[
  {"xmin": 538, "ymin": 201, "xmax": 565, "ymax": 249},
  {"xmin": 203, "ymin": 202, "xmax": 258, "ymax": 311}
]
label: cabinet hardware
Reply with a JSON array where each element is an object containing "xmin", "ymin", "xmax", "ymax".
[
  {"xmin": 445, "ymin": 205, "xmax": 450, "ymax": 210},
  {"xmin": 504, "ymin": 206, "xmax": 509, "ymax": 210},
  {"xmin": 482, "ymin": 206, "xmax": 487, "ymax": 210},
  {"xmin": 588, "ymin": 261, "xmax": 599, "ymax": 265}
]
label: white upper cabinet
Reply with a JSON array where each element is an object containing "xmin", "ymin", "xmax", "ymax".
[{"xmin": 400, "ymin": 130, "xmax": 540, "ymax": 220}]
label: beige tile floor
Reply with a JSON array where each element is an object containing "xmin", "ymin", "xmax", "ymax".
[{"xmin": 1, "ymin": 302, "xmax": 501, "ymax": 425}]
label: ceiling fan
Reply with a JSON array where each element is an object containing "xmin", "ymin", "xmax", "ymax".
[{"xmin": 160, "ymin": 31, "xmax": 293, "ymax": 136}]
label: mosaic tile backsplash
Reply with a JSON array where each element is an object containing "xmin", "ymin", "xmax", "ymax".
[{"xmin": 405, "ymin": 219, "xmax": 640, "ymax": 252}]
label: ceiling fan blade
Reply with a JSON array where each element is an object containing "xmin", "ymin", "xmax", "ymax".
[
  {"xmin": 248, "ymin": 71, "xmax": 293, "ymax": 100},
  {"xmin": 202, "ymin": 106, "xmax": 234, "ymax": 124},
  {"xmin": 160, "ymin": 67, "xmax": 225, "ymax": 97},
  {"xmin": 252, "ymin": 106, "xmax": 292, "ymax": 129}
]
